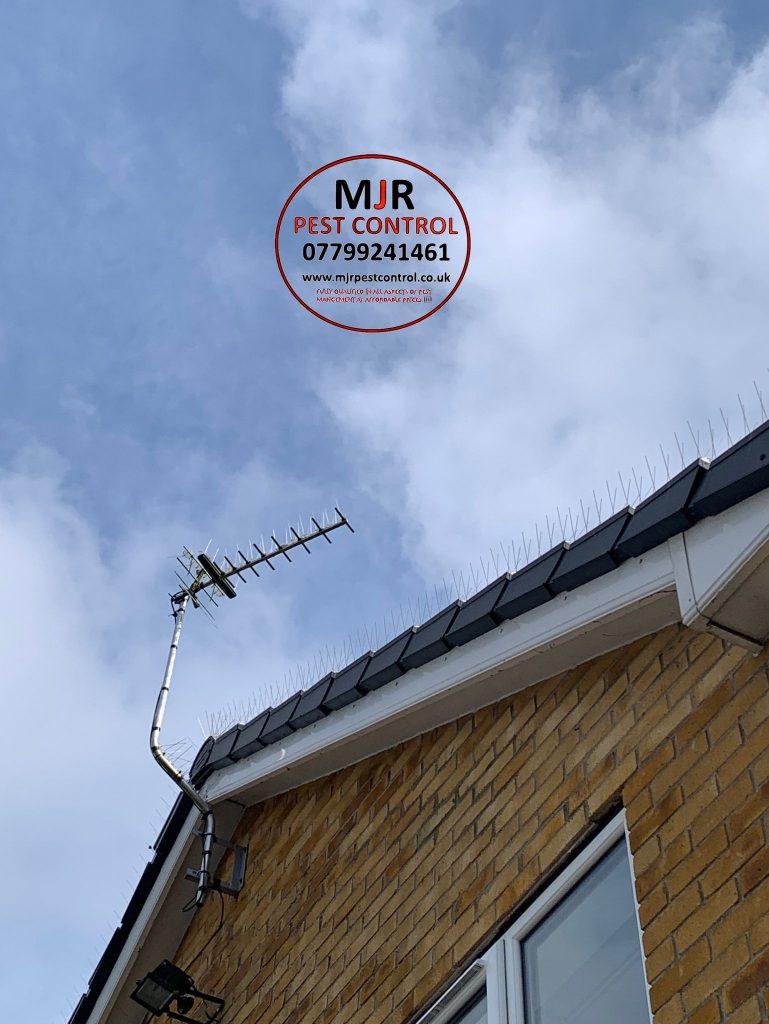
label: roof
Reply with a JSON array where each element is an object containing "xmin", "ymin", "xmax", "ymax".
[
  {"xmin": 68, "ymin": 417, "xmax": 769, "ymax": 1024},
  {"xmin": 186, "ymin": 417, "xmax": 769, "ymax": 786}
]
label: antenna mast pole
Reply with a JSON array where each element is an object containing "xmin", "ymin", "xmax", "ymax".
[
  {"xmin": 150, "ymin": 509, "xmax": 353, "ymax": 909},
  {"xmin": 151, "ymin": 595, "xmax": 208, "ymax": 815},
  {"xmin": 151, "ymin": 594, "xmax": 216, "ymax": 906}
]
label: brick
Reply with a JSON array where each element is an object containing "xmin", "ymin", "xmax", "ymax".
[
  {"xmin": 167, "ymin": 628, "xmax": 769, "ymax": 1024},
  {"xmin": 635, "ymin": 828, "xmax": 692, "ymax": 902},
  {"xmin": 625, "ymin": 785, "xmax": 653, "ymax": 828},
  {"xmin": 724, "ymin": 948, "xmax": 769, "ymax": 1012},
  {"xmin": 685, "ymin": 997, "xmax": 721, "ymax": 1024},
  {"xmin": 749, "ymin": 912, "xmax": 769, "ymax": 956},
  {"xmin": 653, "ymin": 993, "xmax": 685, "ymax": 1024},
  {"xmin": 638, "ymin": 878, "xmax": 667, "ymax": 930},
  {"xmin": 650, "ymin": 937, "xmax": 709, "ymax": 1011},
  {"xmin": 690, "ymin": 771, "xmax": 755, "ymax": 847},
  {"xmin": 642, "ymin": 879, "xmax": 702, "ymax": 955},
  {"xmin": 710, "ymin": 876, "xmax": 769, "ymax": 956},
  {"xmin": 717, "ymin": 719, "xmax": 769, "ymax": 790},
  {"xmin": 674, "ymin": 677, "xmax": 732, "ymax": 748},
  {"xmin": 658, "ymin": 776, "xmax": 719, "ymax": 849},
  {"xmin": 637, "ymin": 695, "xmax": 695, "ymax": 762},
  {"xmin": 645, "ymin": 935, "xmax": 675, "ymax": 983},
  {"xmin": 630, "ymin": 785, "xmax": 684, "ymax": 848},
  {"xmin": 632, "ymin": 831, "xmax": 662, "ymax": 876},
  {"xmin": 680, "ymin": 727, "xmax": 740, "ymax": 799},
  {"xmin": 665, "ymin": 825, "xmax": 727, "ymax": 898},
  {"xmin": 683, "ymin": 936, "xmax": 749, "ymax": 1012},
  {"xmin": 700, "ymin": 819, "xmax": 763, "ymax": 898},
  {"xmin": 728, "ymin": 997, "xmax": 763, "ymax": 1024},
  {"xmin": 740, "ymin": 843, "xmax": 769, "ymax": 895},
  {"xmin": 740, "ymin": 687, "xmax": 769, "ymax": 738},
  {"xmin": 752, "ymin": 745, "xmax": 769, "ymax": 787},
  {"xmin": 726, "ymin": 779, "xmax": 769, "ymax": 842}
]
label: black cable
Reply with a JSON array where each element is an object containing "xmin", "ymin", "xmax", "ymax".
[{"xmin": 182, "ymin": 890, "xmax": 226, "ymax": 975}]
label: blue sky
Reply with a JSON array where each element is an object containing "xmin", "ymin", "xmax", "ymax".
[{"xmin": 2, "ymin": 1, "xmax": 769, "ymax": 1020}]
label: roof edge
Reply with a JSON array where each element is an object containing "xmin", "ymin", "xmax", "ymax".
[
  {"xmin": 72, "ymin": 453, "xmax": 769, "ymax": 1024},
  {"xmin": 205, "ymin": 487, "xmax": 769, "ymax": 811}
]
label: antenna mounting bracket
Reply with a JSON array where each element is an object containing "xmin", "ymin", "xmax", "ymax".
[{"xmin": 185, "ymin": 835, "xmax": 249, "ymax": 899}]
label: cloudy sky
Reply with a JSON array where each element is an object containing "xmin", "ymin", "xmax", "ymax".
[{"xmin": 2, "ymin": 1, "xmax": 769, "ymax": 1019}]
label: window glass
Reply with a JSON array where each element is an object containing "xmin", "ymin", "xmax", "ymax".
[
  {"xmin": 449, "ymin": 991, "xmax": 487, "ymax": 1024},
  {"xmin": 522, "ymin": 841, "xmax": 649, "ymax": 1024}
]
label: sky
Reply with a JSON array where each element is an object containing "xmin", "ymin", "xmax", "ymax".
[{"xmin": 2, "ymin": 1, "xmax": 769, "ymax": 1020}]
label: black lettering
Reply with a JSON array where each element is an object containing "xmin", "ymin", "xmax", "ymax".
[
  {"xmin": 391, "ymin": 179, "xmax": 414, "ymax": 209},
  {"xmin": 335, "ymin": 179, "xmax": 372, "ymax": 210}
]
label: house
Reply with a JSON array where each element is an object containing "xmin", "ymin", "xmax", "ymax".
[{"xmin": 70, "ymin": 421, "xmax": 769, "ymax": 1024}]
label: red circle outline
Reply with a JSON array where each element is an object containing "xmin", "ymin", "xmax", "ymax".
[{"xmin": 275, "ymin": 154, "xmax": 471, "ymax": 333}]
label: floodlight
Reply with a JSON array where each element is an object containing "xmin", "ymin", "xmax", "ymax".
[{"xmin": 130, "ymin": 960, "xmax": 224, "ymax": 1022}]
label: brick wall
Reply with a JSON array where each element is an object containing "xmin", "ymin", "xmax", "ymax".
[{"xmin": 174, "ymin": 625, "xmax": 769, "ymax": 1024}]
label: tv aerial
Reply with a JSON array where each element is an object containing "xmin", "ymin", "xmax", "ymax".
[{"xmin": 150, "ymin": 508, "xmax": 353, "ymax": 908}]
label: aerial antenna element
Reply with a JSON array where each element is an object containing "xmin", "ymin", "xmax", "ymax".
[{"xmin": 151, "ymin": 508, "xmax": 353, "ymax": 907}]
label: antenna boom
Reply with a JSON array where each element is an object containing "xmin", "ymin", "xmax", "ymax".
[{"xmin": 171, "ymin": 509, "xmax": 352, "ymax": 607}]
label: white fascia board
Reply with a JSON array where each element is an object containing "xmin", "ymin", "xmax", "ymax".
[
  {"xmin": 205, "ymin": 544, "xmax": 678, "ymax": 808},
  {"xmin": 669, "ymin": 487, "xmax": 769, "ymax": 651}
]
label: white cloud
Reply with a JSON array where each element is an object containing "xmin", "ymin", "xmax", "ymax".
[
  {"xmin": 243, "ymin": 4, "xmax": 769, "ymax": 578},
  {"xmin": 20, "ymin": 6, "xmax": 769, "ymax": 1017},
  {"xmin": 240, "ymin": 0, "xmax": 477, "ymax": 161},
  {"xmin": 0, "ymin": 448, "xmax": 337, "ymax": 1019}
]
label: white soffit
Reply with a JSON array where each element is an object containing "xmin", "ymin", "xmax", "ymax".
[
  {"xmin": 205, "ymin": 544, "xmax": 679, "ymax": 809},
  {"xmin": 207, "ymin": 488, "xmax": 769, "ymax": 810}
]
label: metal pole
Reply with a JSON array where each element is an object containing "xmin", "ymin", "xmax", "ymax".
[{"xmin": 150, "ymin": 594, "xmax": 214, "ymax": 906}]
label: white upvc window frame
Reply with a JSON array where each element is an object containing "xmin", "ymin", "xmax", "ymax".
[
  {"xmin": 412, "ymin": 943, "xmax": 506, "ymax": 1024},
  {"xmin": 416, "ymin": 811, "xmax": 652, "ymax": 1024},
  {"xmin": 501, "ymin": 811, "xmax": 652, "ymax": 1024}
]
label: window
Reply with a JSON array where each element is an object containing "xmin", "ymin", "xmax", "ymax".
[
  {"xmin": 417, "ymin": 814, "xmax": 651, "ymax": 1024},
  {"xmin": 505, "ymin": 815, "xmax": 651, "ymax": 1024},
  {"xmin": 516, "ymin": 841, "xmax": 649, "ymax": 1024}
]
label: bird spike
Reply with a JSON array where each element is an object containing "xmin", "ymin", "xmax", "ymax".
[
  {"xmin": 686, "ymin": 421, "xmax": 701, "ymax": 459},
  {"xmin": 659, "ymin": 443, "xmax": 671, "ymax": 481},
  {"xmin": 644, "ymin": 455, "xmax": 656, "ymax": 494},
  {"xmin": 567, "ymin": 506, "xmax": 577, "ymax": 542},
  {"xmin": 579, "ymin": 498, "xmax": 590, "ymax": 535},
  {"xmin": 738, "ymin": 393, "xmax": 750, "ymax": 435},
  {"xmin": 631, "ymin": 467, "xmax": 642, "ymax": 505},
  {"xmin": 673, "ymin": 431, "xmax": 685, "ymax": 469},
  {"xmin": 754, "ymin": 380, "xmax": 767, "ymax": 422}
]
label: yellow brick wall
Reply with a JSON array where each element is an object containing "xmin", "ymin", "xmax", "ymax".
[{"xmin": 174, "ymin": 625, "xmax": 769, "ymax": 1024}]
